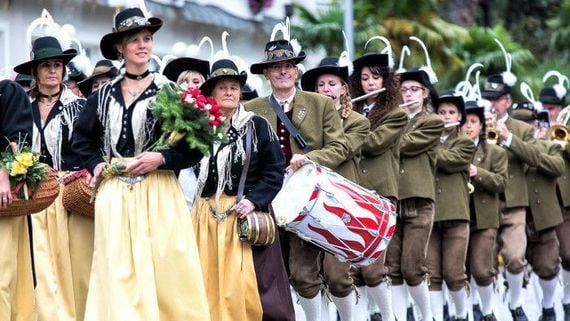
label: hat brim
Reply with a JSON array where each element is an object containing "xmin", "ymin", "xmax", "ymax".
[
  {"xmin": 250, "ymin": 52, "xmax": 306, "ymax": 75},
  {"xmin": 241, "ymin": 89, "xmax": 258, "ymax": 101},
  {"xmin": 465, "ymin": 105, "xmax": 485, "ymax": 123},
  {"xmin": 511, "ymin": 109, "xmax": 536, "ymax": 121},
  {"xmin": 163, "ymin": 57, "xmax": 210, "ymax": 82},
  {"xmin": 13, "ymin": 49, "xmax": 78, "ymax": 75},
  {"xmin": 352, "ymin": 54, "xmax": 389, "ymax": 74},
  {"xmin": 77, "ymin": 67, "xmax": 118, "ymax": 97},
  {"xmin": 301, "ymin": 66, "xmax": 348, "ymax": 92},
  {"xmin": 481, "ymin": 89, "xmax": 508, "ymax": 100},
  {"xmin": 100, "ymin": 18, "xmax": 162, "ymax": 60},
  {"xmin": 200, "ymin": 71, "xmax": 248, "ymax": 96}
]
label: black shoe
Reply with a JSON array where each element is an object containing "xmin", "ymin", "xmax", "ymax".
[
  {"xmin": 443, "ymin": 304, "xmax": 453, "ymax": 321},
  {"xmin": 407, "ymin": 305, "xmax": 416, "ymax": 321},
  {"xmin": 564, "ymin": 303, "xmax": 570, "ymax": 321},
  {"xmin": 509, "ymin": 306, "xmax": 528, "ymax": 321},
  {"xmin": 538, "ymin": 307, "xmax": 556, "ymax": 321},
  {"xmin": 481, "ymin": 313, "xmax": 497, "ymax": 321},
  {"xmin": 371, "ymin": 312, "xmax": 383, "ymax": 321},
  {"xmin": 472, "ymin": 304, "xmax": 483, "ymax": 321},
  {"xmin": 454, "ymin": 318, "xmax": 467, "ymax": 321}
]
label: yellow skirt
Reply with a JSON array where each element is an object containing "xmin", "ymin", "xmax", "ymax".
[
  {"xmin": 192, "ymin": 194, "xmax": 263, "ymax": 321},
  {"xmin": 68, "ymin": 213, "xmax": 94, "ymax": 321},
  {"xmin": 84, "ymin": 170, "xmax": 210, "ymax": 321},
  {"xmin": 0, "ymin": 216, "xmax": 36, "ymax": 321},
  {"xmin": 32, "ymin": 181, "xmax": 76, "ymax": 321}
]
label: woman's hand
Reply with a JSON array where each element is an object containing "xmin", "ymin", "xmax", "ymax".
[
  {"xmin": 0, "ymin": 168, "xmax": 13, "ymax": 208},
  {"xmin": 89, "ymin": 162, "xmax": 106, "ymax": 187},
  {"xmin": 126, "ymin": 152, "xmax": 165, "ymax": 176},
  {"xmin": 286, "ymin": 154, "xmax": 309, "ymax": 172},
  {"xmin": 230, "ymin": 198, "xmax": 256, "ymax": 218}
]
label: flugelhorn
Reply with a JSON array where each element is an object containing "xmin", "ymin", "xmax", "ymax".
[
  {"xmin": 548, "ymin": 124, "xmax": 569, "ymax": 147},
  {"xmin": 485, "ymin": 128, "xmax": 500, "ymax": 145}
]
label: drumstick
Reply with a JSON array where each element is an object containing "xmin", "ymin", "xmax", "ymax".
[
  {"xmin": 351, "ymin": 88, "xmax": 386, "ymax": 103},
  {"xmin": 399, "ymin": 100, "xmax": 420, "ymax": 108}
]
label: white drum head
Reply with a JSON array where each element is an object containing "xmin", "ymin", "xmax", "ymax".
[{"xmin": 271, "ymin": 162, "xmax": 318, "ymax": 226}]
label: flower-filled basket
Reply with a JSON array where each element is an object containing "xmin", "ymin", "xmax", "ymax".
[
  {"xmin": 0, "ymin": 141, "xmax": 59, "ymax": 216},
  {"xmin": 151, "ymin": 84, "xmax": 227, "ymax": 155}
]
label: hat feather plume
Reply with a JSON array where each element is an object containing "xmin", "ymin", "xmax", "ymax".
[
  {"xmin": 26, "ymin": 9, "xmax": 60, "ymax": 52},
  {"xmin": 494, "ymin": 38, "xmax": 517, "ymax": 87},
  {"xmin": 519, "ymin": 82, "xmax": 536, "ymax": 104},
  {"xmin": 213, "ymin": 31, "xmax": 231, "ymax": 61},
  {"xmin": 364, "ymin": 36, "xmax": 394, "ymax": 69},
  {"xmin": 270, "ymin": 17, "xmax": 290, "ymax": 41},
  {"xmin": 410, "ymin": 36, "xmax": 438, "ymax": 84},
  {"xmin": 198, "ymin": 36, "xmax": 215, "ymax": 62},
  {"xmin": 542, "ymin": 70, "xmax": 569, "ymax": 99},
  {"xmin": 339, "ymin": 31, "xmax": 353, "ymax": 75},
  {"xmin": 396, "ymin": 45, "xmax": 410, "ymax": 74}
]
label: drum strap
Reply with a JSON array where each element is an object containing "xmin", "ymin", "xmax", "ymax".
[
  {"xmin": 269, "ymin": 95, "xmax": 311, "ymax": 153},
  {"xmin": 236, "ymin": 123, "xmax": 253, "ymax": 202}
]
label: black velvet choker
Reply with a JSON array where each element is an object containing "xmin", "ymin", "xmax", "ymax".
[
  {"xmin": 125, "ymin": 70, "xmax": 150, "ymax": 80},
  {"xmin": 37, "ymin": 90, "xmax": 61, "ymax": 101}
]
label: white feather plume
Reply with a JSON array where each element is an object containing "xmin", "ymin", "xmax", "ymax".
[
  {"xmin": 213, "ymin": 31, "xmax": 231, "ymax": 61},
  {"xmin": 339, "ymin": 31, "xmax": 353, "ymax": 75},
  {"xmin": 137, "ymin": 0, "xmax": 151, "ymax": 17},
  {"xmin": 290, "ymin": 39, "xmax": 302, "ymax": 56},
  {"xmin": 396, "ymin": 45, "xmax": 410, "ymax": 74},
  {"xmin": 364, "ymin": 36, "xmax": 394, "ymax": 68},
  {"xmin": 198, "ymin": 36, "xmax": 215, "ymax": 62},
  {"xmin": 26, "ymin": 9, "xmax": 61, "ymax": 52},
  {"xmin": 542, "ymin": 70, "xmax": 569, "ymax": 99},
  {"xmin": 270, "ymin": 17, "xmax": 290, "ymax": 41},
  {"xmin": 494, "ymin": 38, "xmax": 517, "ymax": 87},
  {"xmin": 519, "ymin": 82, "xmax": 536, "ymax": 104},
  {"xmin": 410, "ymin": 36, "xmax": 437, "ymax": 84}
]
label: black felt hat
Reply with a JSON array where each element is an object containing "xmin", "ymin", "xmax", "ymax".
[
  {"xmin": 241, "ymin": 84, "xmax": 258, "ymax": 101},
  {"xmin": 13, "ymin": 36, "xmax": 77, "ymax": 75},
  {"xmin": 352, "ymin": 52, "xmax": 389, "ymax": 75},
  {"xmin": 99, "ymin": 8, "xmax": 162, "ymax": 60},
  {"xmin": 399, "ymin": 67, "xmax": 439, "ymax": 102},
  {"xmin": 162, "ymin": 57, "xmax": 210, "ymax": 83},
  {"xmin": 77, "ymin": 59, "xmax": 119, "ymax": 97},
  {"xmin": 200, "ymin": 59, "xmax": 247, "ymax": 96},
  {"xmin": 482, "ymin": 74, "xmax": 513, "ymax": 99},
  {"xmin": 250, "ymin": 40, "xmax": 306, "ymax": 74},
  {"xmin": 436, "ymin": 89, "xmax": 467, "ymax": 127},
  {"xmin": 511, "ymin": 101, "xmax": 537, "ymax": 121},
  {"xmin": 300, "ymin": 56, "xmax": 349, "ymax": 92}
]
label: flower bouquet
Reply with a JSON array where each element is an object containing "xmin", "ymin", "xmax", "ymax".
[
  {"xmin": 152, "ymin": 84, "xmax": 227, "ymax": 156},
  {"xmin": 0, "ymin": 140, "xmax": 59, "ymax": 216}
]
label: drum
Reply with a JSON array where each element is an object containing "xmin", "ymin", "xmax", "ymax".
[{"xmin": 271, "ymin": 162, "xmax": 397, "ymax": 267}]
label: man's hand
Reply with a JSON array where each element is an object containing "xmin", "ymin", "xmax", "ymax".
[
  {"xmin": 496, "ymin": 122, "xmax": 510, "ymax": 141},
  {"xmin": 286, "ymin": 154, "xmax": 309, "ymax": 171},
  {"xmin": 469, "ymin": 164, "xmax": 478, "ymax": 178}
]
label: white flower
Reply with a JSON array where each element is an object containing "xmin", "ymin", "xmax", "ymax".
[
  {"xmin": 209, "ymin": 115, "xmax": 215, "ymax": 121},
  {"xmin": 205, "ymin": 104, "xmax": 212, "ymax": 110},
  {"xmin": 184, "ymin": 95, "xmax": 195, "ymax": 105},
  {"xmin": 179, "ymin": 82, "xmax": 188, "ymax": 91}
]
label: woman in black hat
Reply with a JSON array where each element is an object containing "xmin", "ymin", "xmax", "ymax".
[
  {"xmin": 72, "ymin": 8, "xmax": 210, "ymax": 320},
  {"xmin": 300, "ymin": 56, "xmax": 370, "ymax": 321},
  {"xmin": 386, "ymin": 67, "xmax": 443, "ymax": 321},
  {"xmin": 77, "ymin": 59, "xmax": 118, "ymax": 98},
  {"xmin": 461, "ymin": 101, "xmax": 507, "ymax": 321},
  {"xmin": 13, "ymin": 35, "xmax": 86, "ymax": 321},
  {"xmin": 428, "ymin": 91, "xmax": 476, "ymax": 321},
  {"xmin": 192, "ymin": 57, "xmax": 293, "ymax": 321},
  {"xmin": 348, "ymin": 48, "xmax": 408, "ymax": 321},
  {"xmin": 0, "ymin": 79, "xmax": 35, "ymax": 321}
]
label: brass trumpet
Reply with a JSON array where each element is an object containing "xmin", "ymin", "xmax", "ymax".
[
  {"xmin": 548, "ymin": 124, "xmax": 570, "ymax": 147},
  {"xmin": 485, "ymin": 128, "xmax": 500, "ymax": 145}
]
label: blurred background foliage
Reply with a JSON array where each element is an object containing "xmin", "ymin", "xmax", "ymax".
[{"xmin": 291, "ymin": 0, "xmax": 570, "ymax": 101}]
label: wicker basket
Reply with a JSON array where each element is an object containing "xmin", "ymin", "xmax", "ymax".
[
  {"xmin": 0, "ymin": 168, "xmax": 60, "ymax": 217},
  {"xmin": 61, "ymin": 170, "xmax": 94, "ymax": 217}
]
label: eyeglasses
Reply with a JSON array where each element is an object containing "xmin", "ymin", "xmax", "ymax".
[
  {"xmin": 268, "ymin": 62, "xmax": 296, "ymax": 71},
  {"xmin": 401, "ymin": 86, "xmax": 423, "ymax": 94}
]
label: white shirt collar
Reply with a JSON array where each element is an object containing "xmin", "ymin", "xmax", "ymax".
[
  {"xmin": 273, "ymin": 89, "xmax": 297, "ymax": 112},
  {"xmin": 408, "ymin": 109, "xmax": 422, "ymax": 120},
  {"xmin": 497, "ymin": 113, "xmax": 508, "ymax": 124}
]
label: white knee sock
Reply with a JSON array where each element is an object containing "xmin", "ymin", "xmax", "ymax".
[
  {"xmin": 353, "ymin": 287, "xmax": 369, "ymax": 321},
  {"xmin": 539, "ymin": 277, "xmax": 558, "ymax": 309},
  {"xmin": 408, "ymin": 282, "xmax": 433, "ymax": 321},
  {"xmin": 368, "ymin": 282, "xmax": 394, "ymax": 321},
  {"xmin": 477, "ymin": 284, "xmax": 494, "ymax": 316},
  {"xmin": 332, "ymin": 291, "xmax": 356, "ymax": 321},
  {"xmin": 392, "ymin": 284, "xmax": 409, "ymax": 321},
  {"xmin": 430, "ymin": 290, "xmax": 444, "ymax": 321},
  {"xmin": 449, "ymin": 288, "xmax": 468, "ymax": 319},
  {"xmin": 298, "ymin": 293, "xmax": 322, "ymax": 321},
  {"xmin": 505, "ymin": 270, "xmax": 524, "ymax": 309},
  {"xmin": 470, "ymin": 277, "xmax": 481, "ymax": 306},
  {"xmin": 562, "ymin": 269, "xmax": 570, "ymax": 304}
]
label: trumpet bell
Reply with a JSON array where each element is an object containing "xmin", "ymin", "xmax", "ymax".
[
  {"xmin": 548, "ymin": 124, "xmax": 569, "ymax": 148},
  {"xmin": 485, "ymin": 128, "xmax": 500, "ymax": 145}
]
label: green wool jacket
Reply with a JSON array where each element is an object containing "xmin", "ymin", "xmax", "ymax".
[
  {"xmin": 434, "ymin": 131, "xmax": 477, "ymax": 222},
  {"xmin": 471, "ymin": 143, "xmax": 508, "ymax": 230},
  {"xmin": 526, "ymin": 140, "xmax": 565, "ymax": 231},
  {"xmin": 398, "ymin": 111, "xmax": 444, "ymax": 201},
  {"xmin": 245, "ymin": 91, "xmax": 349, "ymax": 169},
  {"xmin": 557, "ymin": 143, "xmax": 570, "ymax": 208},
  {"xmin": 501, "ymin": 117, "xmax": 540, "ymax": 208},
  {"xmin": 359, "ymin": 107, "xmax": 408, "ymax": 200},
  {"xmin": 335, "ymin": 110, "xmax": 370, "ymax": 183}
]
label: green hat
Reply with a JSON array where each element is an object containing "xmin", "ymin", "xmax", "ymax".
[{"xmin": 13, "ymin": 36, "xmax": 77, "ymax": 75}]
